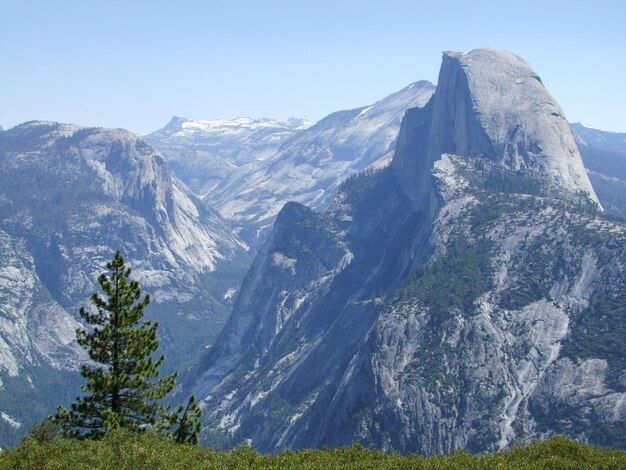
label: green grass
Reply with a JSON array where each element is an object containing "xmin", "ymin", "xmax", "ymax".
[{"xmin": 1, "ymin": 430, "xmax": 624, "ymax": 469}]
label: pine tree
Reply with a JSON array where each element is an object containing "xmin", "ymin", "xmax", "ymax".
[
  {"xmin": 173, "ymin": 395, "xmax": 202, "ymax": 445},
  {"xmin": 56, "ymin": 250, "xmax": 180, "ymax": 438}
]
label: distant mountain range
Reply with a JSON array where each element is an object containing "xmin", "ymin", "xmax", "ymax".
[
  {"xmin": 1, "ymin": 49, "xmax": 625, "ymax": 452},
  {"xmin": 144, "ymin": 116, "xmax": 312, "ymax": 198},
  {"xmin": 181, "ymin": 49, "xmax": 626, "ymax": 454},
  {"xmin": 0, "ymin": 122, "xmax": 251, "ymax": 447},
  {"xmin": 148, "ymin": 82, "xmax": 435, "ymax": 245},
  {"xmin": 572, "ymin": 123, "xmax": 626, "ymax": 219}
]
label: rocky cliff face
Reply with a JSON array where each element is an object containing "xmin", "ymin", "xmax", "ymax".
[
  {"xmin": 145, "ymin": 116, "xmax": 311, "ymax": 197},
  {"xmin": 0, "ymin": 122, "xmax": 250, "ymax": 446},
  {"xmin": 196, "ymin": 82, "xmax": 435, "ymax": 245},
  {"xmin": 184, "ymin": 49, "xmax": 625, "ymax": 454}
]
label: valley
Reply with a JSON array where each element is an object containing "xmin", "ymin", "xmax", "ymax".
[{"xmin": 1, "ymin": 48, "xmax": 625, "ymax": 454}]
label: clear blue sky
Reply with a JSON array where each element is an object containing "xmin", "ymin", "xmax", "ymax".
[{"xmin": 2, "ymin": 0, "xmax": 625, "ymax": 133}]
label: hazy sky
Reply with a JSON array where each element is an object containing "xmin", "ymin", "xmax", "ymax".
[{"xmin": 2, "ymin": 0, "xmax": 625, "ymax": 133}]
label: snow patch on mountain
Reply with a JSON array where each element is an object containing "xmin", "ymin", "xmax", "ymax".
[{"xmin": 1, "ymin": 412, "xmax": 21, "ymax": 430}]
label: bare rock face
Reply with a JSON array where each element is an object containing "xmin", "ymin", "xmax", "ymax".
[
  {"xmin": 571, "ymin": 122, "xmax": 626, "ymax": 218},
  {"xmin": 184, "ymin": 49, "xmax": 625, "ymax": 454},
  {"xmin": 0, "ymin": 230, "xmax": 84, "ymax": 378},
  {"xmin": 393, "ymin": 49, "xmax": 600, "ymax": 209}
]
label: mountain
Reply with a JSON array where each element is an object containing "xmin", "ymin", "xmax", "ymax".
[
  {"xmin": 0, "ymin": 121, "xmax": 251, "ymax": 447},
  {"xmin": 145, "ymin": 116, "xmax": 312, "ymax": 198},
  {"xmin": 572, "ymin": 123, "xmax": 626, "ymax": 153},
  {"xmin": 571, "ymin": 123, "xmax": 626, "ymax": 219},
  {"xmin": 184, "ymin": 49, "xmax": 625, "ymax": 454},
  {"xmin": 204, "ymin": 81, "xmax": 435, "ymax": 244}
]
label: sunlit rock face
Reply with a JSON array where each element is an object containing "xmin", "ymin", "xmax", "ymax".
[
  {"xmin": 185, "ymin": 49, "xmax": 625, "ymax": 454},
  {"xmin": 148, "ymin": 82, "xmax": 435, "ymax": 246},
  {"xmin": 0, "ymin": 121, "xmax": 250, "ymax": 447},
  {"xmin": 393, "ymin": 49, "xmax": 599, "ymax": 209}
]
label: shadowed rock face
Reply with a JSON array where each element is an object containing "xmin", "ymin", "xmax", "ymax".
[
  {"xmin": 197, "ymin": 81, "xmax": 435, "ymax": 245},
  {"xmin": 393, "ymin": 49, "xmax": 600, "ymax": 209},
  {"xmin": 185, "ymin": 49, "xmax": 625, "ymax": 454}
]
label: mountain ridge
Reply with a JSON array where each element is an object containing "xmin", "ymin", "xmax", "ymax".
[
  {"xmin": 183, "ymin": 48, "xmax": 625, "ymax": 454},
  {"xmin": 0, "ymin": 121, "xmax": 251, "ymax": 447}
]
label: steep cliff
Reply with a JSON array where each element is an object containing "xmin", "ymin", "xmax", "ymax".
[
  {"xmin": 572, "ymin": 122, "xmax": 626, "ymax": 218},
  {"xmin": 184, "ymin": 49, "xmax": 624, "ymax": 453},
  {"xmin": 0, "ymin": 122, "xmax": 250, "ymax": 446}
]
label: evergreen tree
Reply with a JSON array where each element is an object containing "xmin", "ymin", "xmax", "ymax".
[
  {"xmin": 173, "ymin": 395, "xmax": 202, "ymax": 445},
  {"xmin": 56, "ymin": 250, "xmax": 182, "ymax": 438}
]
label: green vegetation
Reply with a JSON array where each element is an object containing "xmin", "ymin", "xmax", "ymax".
[
  {"xmin": 1, "ymin": 431, "xmax": 624, "ymax": 469},
  {"xmin": 339, "ymin": 167, "xmax": 384, "ymax": 206},
  {"xmin": 54, "ymin": 250, "xmax": 200, "ymax": 443},
  {"xmin": 498, "ymin": 236, "xmax": 561, "ymax": 310},
  {"xmin": 561, "ymin": 277, "xmax": 626, "ymax": 389},
  {"xmin": 0, "ymin": 368, "xmax": 81, "ymax": 449},
  {"xmin": 398, "ymin": 235, "xmax": 493, "ymax": 314}
]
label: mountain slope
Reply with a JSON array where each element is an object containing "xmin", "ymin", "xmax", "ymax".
[
  {"xmin": 184, "ymin": 49, "xmax": 624, "ymax": 454},
  {"xmin": 145, "ymin": 116, "xmax": 311, "ymax": 197},
  {"xmin": 0, "ymin": 122, "xmax": 251, "ymax": 447},
  {"xmin": 203, "ymin": 81, "xmax": 435, "ymax": 243},
  {"xmin": 571, "ymin": 122, "xmax": 626, "ymax": 219}
]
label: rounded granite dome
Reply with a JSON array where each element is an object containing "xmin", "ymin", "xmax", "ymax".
[{"xmin": 393, "ymin": 48, "xmax": 600, "ymax": 208}]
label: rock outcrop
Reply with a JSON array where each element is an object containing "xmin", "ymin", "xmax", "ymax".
[
  {"xmin": 184, "ymin": 49, "xmax": 624, "ymax": 454},
  {"xmin": 393, "ymin": 49, "xmax": 599, "ymax": 209}
]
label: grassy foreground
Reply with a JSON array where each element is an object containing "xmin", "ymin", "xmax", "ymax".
[{"xmin": 1, "ymin": 430, "xmax": 624, "ymax": 469}]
